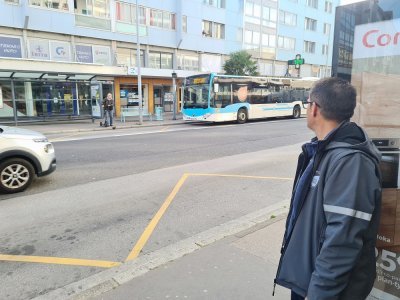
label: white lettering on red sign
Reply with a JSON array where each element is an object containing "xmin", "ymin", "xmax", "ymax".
[{"xmin": 353, "ymin": 19, "xmax": 400, "ymax": 59}]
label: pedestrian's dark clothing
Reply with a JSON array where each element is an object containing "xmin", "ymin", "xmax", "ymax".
[
  {"xmin": 103, "ymin": 99, "xmax": 113, "ymax": 111},
  {"xmin": 102, "ymin": 98, "xmax": 113, "ymax": 126},
  {"xmin": 275, "ymin": 121, "xmax": 382, "ymax": 300}
]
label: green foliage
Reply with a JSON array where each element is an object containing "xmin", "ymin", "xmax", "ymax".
[{"xmin": 223, "ymin": 51, "xmax": 259, "ymax": 76}]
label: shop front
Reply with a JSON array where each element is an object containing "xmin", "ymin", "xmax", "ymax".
[
  {"xmin": 333, "ymin": 1, "xmax": 400, "ymax": 299},
  {"xmin": 114, "ymin": 77, "xmax": 180, "ymax": 118}
]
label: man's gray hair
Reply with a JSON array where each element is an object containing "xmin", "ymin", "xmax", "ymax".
[{"xmin": 310, "ymin": 77, "xmax": 356, "ymax": 122}]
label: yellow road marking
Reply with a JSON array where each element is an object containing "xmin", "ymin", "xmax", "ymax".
[
  {"xmin": 189, "ymin": 173, "xmax": 293, "ymax": 181},
  {"xmin": 0, "ymin": 254, "xmax": 121, "ymax": 268},
  {"xmin": 0, "ymin": 173, "xmax": 292, "ymax": 268},
  {"xmin": 125, "ymin": 173, "xmax": 190, "ymax": 261}
]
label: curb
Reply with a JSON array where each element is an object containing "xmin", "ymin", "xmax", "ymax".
[
  {"xmin": 36, "ymin": 120, "xmax": 189, "ymax": 135},
  {"xmin": 32, "ymin": 201, "xmax": 289, "ymax": 300}
]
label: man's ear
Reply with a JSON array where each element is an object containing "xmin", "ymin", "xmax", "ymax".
[{"xmin": 312, "ymin": 104, "xmax": 318, "ymax": 118}]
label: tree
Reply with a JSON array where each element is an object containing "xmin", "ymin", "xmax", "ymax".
[{"xmin": 223, "ymin": 51, "xmax": 259, "ymax": 76}]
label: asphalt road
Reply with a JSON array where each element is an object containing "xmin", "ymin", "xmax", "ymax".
[{"xmin": 0, "ymin": 118, "xmax": 313, "ymax": 299}]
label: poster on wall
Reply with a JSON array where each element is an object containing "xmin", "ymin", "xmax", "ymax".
[
  {"xmin": 75, "ymin": 45, "xmax": 93, "ymax": 63},
  {"xmin": 0, "ymin": 35, "xmax": 22, "ymax": 58},
  {"xmin": 93, "ymin": 46, "xmax": 110, "ymax": 65},
  {"xmin": 28, "ymin": 39, "xmax": 50, "ymax": 60},
  {"xmin": 50, "ymin": 41, "xmax": 71, "ymax": 62},
  {"xmin": 0, "ymin": 86, "xmax": 3, "ymax": 109}
]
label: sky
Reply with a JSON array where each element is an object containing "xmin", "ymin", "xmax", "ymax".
[{"xmin": 340, "ymin": 0, "xmax": 365, "ymax": 4}]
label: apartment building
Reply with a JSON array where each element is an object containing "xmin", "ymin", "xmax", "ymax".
[{"xmin": 0, "ymin": 0, "xmax": 338, "ymax": 122}]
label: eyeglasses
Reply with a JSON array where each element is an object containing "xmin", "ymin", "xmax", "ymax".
[{"xmin": 306, "ymin": 101, "xmax": 320, "ymax": 108}]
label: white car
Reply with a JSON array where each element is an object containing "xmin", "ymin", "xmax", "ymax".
[{"xmin": 0, "ymin": 125, "xmax": 56, "ymax": 194}]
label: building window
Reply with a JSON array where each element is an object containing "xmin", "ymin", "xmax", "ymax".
[
  {"xmin": 305, "ymin": 17, "xmax": 317, "ymax": 31},
  {"xmin": 203, "ymin": 0, "xmax": 225, "ymax": 9},
  {"xmin": 304, "ymin": 40, "xmax": 316, "ymax": 53},
  {"xmin": 322, "ymin": 44, "xmax": 329, "ymax": 55},
  {"xmin": 150, "ymin": 9, "xmax": 176, "ymax": 30},
  {"xmin": 245, "ymin": 1, "xmax": 261, "ymax": 18},
  {"xmin": 30, "ymin": 0, "xmax": 69, "ymax": 10},
  {"xmin": 278, "ymin": 36, "xmax": 295, "ymax": 50},
  {"xmin": 325, "ymin": 1, "xmax": 332, "ymax": 13},
  {"xmin": 262, "ymin": 33, "xmax": 276, "ymax": 47},
  {"xmin": 306, "ymin": 0, "xmax": 318, "ymax": 9},
  {"xmin": 279, "ymin": 10, "xmax": 296, "ymax": 26},
  {"xmin": 115, "ymin": 2, "xmax": 146, "ymax": 25},
  {"xmin": 149, "ymin": 52, "xmax": 173, "ymax": 69},
  {"xmin": 262, "ymin": 6, "xmax": 277, "ymax": 28},
  {"xmin": 116, "ymin": 48, "xmax": 144, "ymax": 67},
  {"xmin": 182, "ymin": 15, "xmax": 187, "ymax": 33},
  {"xmin": 74, "ymin": 0, "xmax": 109, "ymax": 18},
  {"xmin": 323, "ymin": 23, "xmax": 331, "ymax": 35},
  {"xmin": 178, "ymin": 55, "xmax": 199, "ymax": 71},
  {"xmin": 202, "ymin": 20, "xmax": 225, "ymax": 39},
  {"xmin": 245, "ymin": 30, "xmax": 260, "ymax": 46}
]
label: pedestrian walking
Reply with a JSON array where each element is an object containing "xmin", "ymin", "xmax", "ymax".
[
  {"xmin": 274, "ymin": 77, "xmax": 382, "ymax": 300},
  {"xmin": 102, "ymin": 92, "xmax": 114, "ymax": 127}
]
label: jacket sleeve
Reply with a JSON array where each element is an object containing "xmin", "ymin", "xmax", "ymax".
[{"xmin": 307, "ymin": 152, "xmax": 379, "ymax": 299}]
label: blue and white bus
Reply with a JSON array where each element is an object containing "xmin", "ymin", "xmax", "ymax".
[{"xmin": 182, "ymin": 73, "xmax": 316, "ymax": 123}]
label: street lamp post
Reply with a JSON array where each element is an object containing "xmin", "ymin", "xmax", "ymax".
[
  {"xmin": 172, "ymin": 71, "xmax": 177, "ymax": 120},
  {"xmin": 136, "ymin": 0, "xmax": 143, "ymax": 125}
]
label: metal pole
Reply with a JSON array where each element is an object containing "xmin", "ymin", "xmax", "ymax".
[
  {"xmin": 172, "ymin": 75, "xmax": 176, "ymax": 120},
  {"xmin": 136, "ymin": 0, "xmax": 143, "ymax": 125},
  {"xmin": 11, "ymin": 79, "xmax": 18, "ymax": 126}
]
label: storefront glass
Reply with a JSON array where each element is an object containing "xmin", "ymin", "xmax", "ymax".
[{"xmin": 0, "ymin": 79, "xmax": 100, "ymax": 122}]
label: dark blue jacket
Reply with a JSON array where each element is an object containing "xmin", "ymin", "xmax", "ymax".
[{"xmin": 275, "ymin": 121, "xmax": 382, "ymax": 300}]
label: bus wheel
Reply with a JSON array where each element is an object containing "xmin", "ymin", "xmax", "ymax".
[
  {"xmin": 292, "ymin": 106, "xmax": 301, "ymax": 119},
  {"xmin": 237, "ymin": 108, "xmax": 247, "ymax": 124}
]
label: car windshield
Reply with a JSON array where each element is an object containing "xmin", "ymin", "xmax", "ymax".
[{"xmin": 183, "ymin": 84, "xmax": 209, "ymax": 109}]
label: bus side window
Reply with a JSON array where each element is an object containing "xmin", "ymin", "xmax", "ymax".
[
  {"xmin": 213, "ymin": 84, "xmax": 232, "ymax": 108},
  {"xmin": 233, "ymin": 84, "xmax": 249, "ymax": 104},
  {"xmin": 250, "ymin": 87, "xmax": 263, "ymax": 104}
]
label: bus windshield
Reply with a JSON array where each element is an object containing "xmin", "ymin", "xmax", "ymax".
[{"xmin": 183, "ymin": 84, "xmax": 209, "ymax": 109}]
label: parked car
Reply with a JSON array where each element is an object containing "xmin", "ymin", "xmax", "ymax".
[{"xmin": 0, "ymin": 125, "xmax": 56, "ymax": 194}]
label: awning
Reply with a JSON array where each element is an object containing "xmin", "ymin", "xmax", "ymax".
[{"xmin": 0, "ymin": 71, "xmax": 96, "ymax": 81}]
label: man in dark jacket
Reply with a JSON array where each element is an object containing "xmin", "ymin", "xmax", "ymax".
[
  {"xmin": 102, "ymin": 92, "xmax": 114, "ymax": 127},
  {"xmin": 275, "ymin": 77, "xmax": 382, "ymax": 300}
]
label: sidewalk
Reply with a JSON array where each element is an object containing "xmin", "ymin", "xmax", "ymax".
[
  {"xmin": 94, "ymin": 216, "xmax": 290, "ymax": 300},
  {"xmin": 10, "ymin": 112, "xmax": 187, "ymax": 135},
  {"xmin": 23, "ymin": 116, "xmax": 292, "ymax": 300}
]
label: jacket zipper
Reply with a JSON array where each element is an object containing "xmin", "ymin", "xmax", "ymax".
[{"xmin": 273, "ymin": 147, "xmax": 323, "ymax": 295}]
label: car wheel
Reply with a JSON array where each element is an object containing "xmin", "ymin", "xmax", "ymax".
[
  {"xmin": 0, "ymin": 158, "xmax": 35, "ymax": 193},
  {"xmin": 292, "ymin": 105, "xmax": 301, "ymax": 119},
  {"xmin": 237, "ymin": 108, "xmax": 247, "ymax": 124}
]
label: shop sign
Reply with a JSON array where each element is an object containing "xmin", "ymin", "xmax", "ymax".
[
  {"xmin": 0, "ymin": 86, "xmax": 3, "ymax": 109},
  {"xmin": 0, "ymin": 35, "xmax": 22, "ymax": 58},
  {"xmin": 93, "ymin": 45, "xmax": 110, "ymax": 65},
  {"xmin": 354, "ymin": 19, "xmax": 400, "ymax": 59},
  {"xmin": 127, "ymin": 67, "xmax": 137, "ymax": 75},
  {"xmin": 76, "ymin": 45, "xmax": 93, "ymax": 63},
  {"xmin": 28, "ymin": 39, "xmax": 50, "ymax": 60},
  {"xmin": 50, "ymin": 41, "xmax": 71, "ymax": 62}
]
